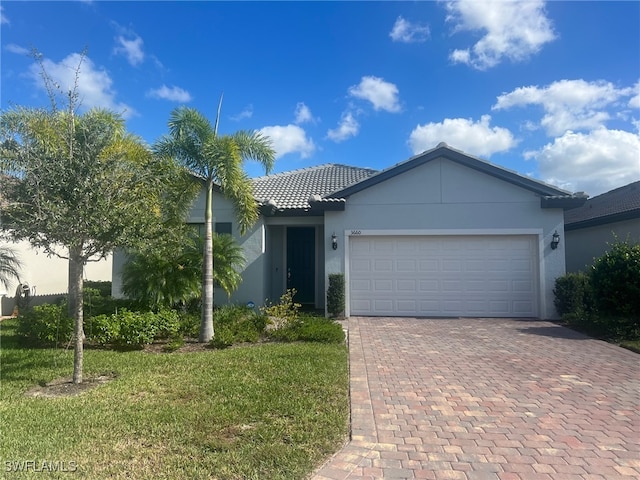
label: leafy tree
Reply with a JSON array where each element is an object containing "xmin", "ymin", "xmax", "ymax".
[
  {"xmin": 0, "ymin": 246, "xmax": 22, "ymax": 291},
  {"xmin": 121, "ymin": 232, "xmax": 244, "ymax": 310},
  {"xmin": 0, "ymin": 55, "xmax": 195, "ymax": 383},
  {"xmin": 154, "ymin": 101, "xmax": 275, "ymax": 342}
]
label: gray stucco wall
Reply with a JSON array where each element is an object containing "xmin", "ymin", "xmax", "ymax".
[
  {"xmin": 565, "ymin": 218, "xmax": 640, "ymax": 272},
  {"xmin": 112, "ymin": 188, "xmax": 267, "ymax": 308},
  {"xmin": 324, "ymin": 158, "xmax": 566, "ymax": 319}
]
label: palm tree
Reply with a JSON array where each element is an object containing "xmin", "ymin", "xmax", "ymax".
[
  {"xmin": 0, "ymin": 246, "xmax": 21, "ymax": 291},
  {"xmin": 154, "ymin": 101, "xmax": 275, "ymax": 342}
]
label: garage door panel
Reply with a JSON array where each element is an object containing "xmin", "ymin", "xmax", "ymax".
[
  {"xmin": 351, "ymin": 258, "xmax": 371, "ymax": 273},
  {"xmin": 351, "ymin": 279, "xmax": 372, "ymax": 291},
  {"xmin": 349, "ymin": 235, "xmax": 538, "ymax": 317},
  {"xmin": 373, "ymin": 279, "xmax": 393, "ymax": 292},
  {"xmin": 397, "ymin": 279, "xmax": 417, "ymax": 292}
]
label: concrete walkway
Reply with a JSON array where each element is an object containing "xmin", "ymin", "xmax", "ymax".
[{"xmin": 312, "ymin": 317, "xmax": 640, "ymax": 480}]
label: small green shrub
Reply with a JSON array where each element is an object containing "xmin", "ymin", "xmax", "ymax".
[
  {"xmin": 209, "ymin": 305, "xmax": 267, "ymax": 349},
  {"xmin": 112, "ymin": 310, "xmax": 159, "ymax": 348},
  {"xmin": 178, "ymin": 312, "xmax": 201, "ymax": 338},
  {"xmin": 553, "ymin": 272, "xmax": 592, "ymax": 316},
  {"xmin": 85, "ymin": 313, "xmax": 120, "ymax": 345},
  {"xmin": 153, "ymin": 308, "xmax": 181, "ymax": 339},
  {"xmin": 261, "ymin": 289, "xmax": 301, "ymax": 321},
  {"xmin": 267, "ymin": 315, "xmax": 345, "ymax": 344},
  {"xmin": 16, "ymin": 304, "xmax": 73, "ymax": 346},
  {"xmin": 327, "ymin": 273, "xmax": 345, "ymax": 318}
]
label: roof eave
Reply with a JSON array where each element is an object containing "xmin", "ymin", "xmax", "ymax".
[
  {"xmin": 541, "ymin": 194, "xmax": 588, "ymax": 210},
  {"xmin": 565, "ymin": 209, "xmax": 640, "ymax": 231}
]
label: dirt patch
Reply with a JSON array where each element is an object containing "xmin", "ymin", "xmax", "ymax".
[{"xmin": 25, "ymin": 373, "xmax": 117, "ymax": 398}]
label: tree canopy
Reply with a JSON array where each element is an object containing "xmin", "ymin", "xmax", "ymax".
[{"xmin": 0, "ymin": 106, "xmax": 196, "ymax": 382}]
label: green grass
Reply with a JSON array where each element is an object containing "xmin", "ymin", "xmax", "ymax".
[
  {"xmin": 0, "ymin": 319, "xmax": 349, "ymax": 479},
  {"xmin": 620, "ymin": 339, "xmax": 640, "ymax": 354}
]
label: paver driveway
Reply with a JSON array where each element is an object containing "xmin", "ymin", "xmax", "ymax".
[{"xmin": 312, "ymin": 317, "xmax": 640, "ymax": 480}]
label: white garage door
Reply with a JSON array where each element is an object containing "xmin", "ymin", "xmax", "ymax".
[{"xmin": 349, "ymin": 235, "xmax": 538, "ymax": 317}]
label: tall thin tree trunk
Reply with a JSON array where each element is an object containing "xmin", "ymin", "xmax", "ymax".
[
  {"xmin": 68, "ymin": 246, "xmax": 85, "ymax": 384},
  {"xmin": 200, "ymin": 179, "xmax": 214, "ymax": 342}
]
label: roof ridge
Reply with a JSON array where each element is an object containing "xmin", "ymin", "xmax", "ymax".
[
  {"xmin": 586, "ymin": 180, "xmax": 640, "ymax": 200},
  {"xmin": 251, "ymin": 163, "xmax": 377, "ymax": 181}
]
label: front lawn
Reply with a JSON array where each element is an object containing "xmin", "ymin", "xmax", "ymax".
[{"xmin": 0, "ymin": 319, "xmax": 349, "ymax": 479}]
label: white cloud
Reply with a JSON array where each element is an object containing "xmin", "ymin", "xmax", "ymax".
[
  {"xmin": 5, "ymin": 44, "xmax": 29, "ymax": 55},
  {"xmin": 295, "ymin": 102, "xmax": 314, "ymax": 124},
  {"xmin": 146, "ymin": 85, "xmax": 192, "ymax": 103},
  {"xmin": 525, "ymin": 128, "xmax": 640, "ymax": 196},
  {"xmin": 493, "ymin": 79, "xmax": 636, "ymax": 136},
  {"xmin": 389, "ymin": 16, "xmax": 430, "ymax": 43},
  {"xmin": 113, "ymin": 34, "xmax": 144, "ymax": 66},
  {"xmin": 28, "ymin": 53, "xmax": 135, "ymax": 118},
  {"xmin": 348, "ymin": 76, "xmax": 401, "ymax": 113},
  {"xmin": 1, "ymin": 6, "xmax": 9, "ymax": 24},
  {"xmin": 445, "ymin": 0, "xmax": 556, "ymax": 70},
  {"xmin": 231, "ymin": 104, "xmax": 254, "ymax": 121},
  {"xmin": 629, "ymin": 81, "xmax": 640, "ymax": 109},
  {"xmin": 327, "ymin": 112, "xmax": 360, "ymax": 143},
  {"xmin": 408, "ymin": 115, "xmax": 517, "ymax": 156},
  {"xmin": 258, "ymin": 124, "xmax": 315, "ymax": 159}
]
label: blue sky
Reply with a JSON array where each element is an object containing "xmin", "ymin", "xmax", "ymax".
[{"xmin": 1, "ymin": 1, "xmax": 638, "ymax": 196}]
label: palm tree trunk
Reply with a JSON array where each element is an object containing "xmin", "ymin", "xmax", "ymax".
[
  {"xmin": 200, "ymin": 179, "xmax": 215, "ymax": 342},
  {"xmin": 68, "ymin": 245, "xmax": 85, "ymax": 384}
]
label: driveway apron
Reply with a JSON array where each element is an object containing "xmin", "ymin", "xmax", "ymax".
[{"xmin": 312, "ymin": 317, "xmax": 640, "ymax": 480}]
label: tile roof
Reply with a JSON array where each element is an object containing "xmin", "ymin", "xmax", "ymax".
[
  {"xmin": 251, "ymin": 163, "xmax": 378, "ymax": 211},
  {"xmin": 565, "ymin": 181, "xmax": 640, "ymax": 228}
]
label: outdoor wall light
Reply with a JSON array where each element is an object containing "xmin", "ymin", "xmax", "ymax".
[
  {"xmin": 331, "ymin": 233, "xmax": 338, "ymax": 250},
  {"xmin": 551, "ymin": 230, "xmax": 560, "ymax": 250}
]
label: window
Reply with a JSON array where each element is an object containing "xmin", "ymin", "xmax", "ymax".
[
  {"xmin": 215, "ymin": 222, "xmax": 232, "ymax": 236},
  {"xmin": 187, "ymin": 222, "xmax": 233, "ymax": 237}
]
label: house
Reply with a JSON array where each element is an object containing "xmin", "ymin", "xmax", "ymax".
[
  {"xmin": 564, "ymin": 181, "xmax": 640, "ymax": 273},
  {"xmin": 0, "ymin": 240, "xmax": 112, "ymax": 316},
  {"xmin": 112, "ymin": 143, "xmax": 587, "ymax": 319}
]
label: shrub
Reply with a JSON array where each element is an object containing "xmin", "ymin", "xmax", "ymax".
[
  {"xmin": 16, "ymin": 304, "xmax": 73, "ymax": 346},
  {"xmin": 267, "ymin": 315, "xmax": 345, "ymax": 344},
  {"xmin": 153, "ymin": 308, "xmax": 182, "ymax": 339},
  {"xmin": 326, "ymin": 274, "xmax": 345, "ymax": 318},
  {"xmin": 209, "ymin": 305, "xmax": 267, "ymax": 349},
  {"xmin": 85, "ymin": 309, "xmax": 181, "ymax": 348},
  {"xmin": 113, "ymin": 310, "xmax": 159, "ymax": 348},
  {"xmin": 261, "ymin": 289, "xmax": 300, "ymax": 323},
  {"xmin": 590, "ymin": 240, "xmax": 640, "ymax": 320},
  {"xmin": 178, "ymin": 312, "xmax": 201, "ymax": 338},
  {"xmin": 84, "ymin": 280, "xmax": 112, "ymax": 298},
  {"xmin": 553, "ymin": 272, "xmax": 592, "ymax": 317},
  {"xmin": 85, "ymin": 313, "xmax": 120, "ymax": 345}
]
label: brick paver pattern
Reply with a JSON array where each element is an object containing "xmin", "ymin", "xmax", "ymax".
[{"xmin": 312, "ymin": 317, "xmax": 640, "ymax": 480}]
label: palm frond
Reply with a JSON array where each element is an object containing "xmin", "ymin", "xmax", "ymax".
[{"xmin": 0, "ymin": 246, "xmax": 22, "ymax": 290}]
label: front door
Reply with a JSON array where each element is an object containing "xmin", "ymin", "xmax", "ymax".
[{"xmin": 286, "ymin": 227, "xmax": 315, "ymax": 304}]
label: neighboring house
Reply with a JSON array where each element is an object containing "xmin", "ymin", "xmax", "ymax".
[
  {"xmin": 0, "ymin": 239, "xmax": 112, "ymax": 316},
  {"xmin": 113, "ymin": 143, "xmax": 586, "ymax": 319},
  {"xmin": 564, "ymin": 181, "xmax": 640, "ymax": 273}
]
